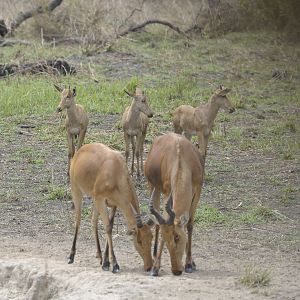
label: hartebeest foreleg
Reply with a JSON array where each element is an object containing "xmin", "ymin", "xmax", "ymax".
[{"xmin": 68, "ymin": 186, "xmax": 83, "ymax": 264}]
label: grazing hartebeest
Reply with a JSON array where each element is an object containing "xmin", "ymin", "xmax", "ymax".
[
  {"xmin": 172, "ymin": 85, "xmax": 235, "ymax": 156},
  {"xmin": 68, "ymin": 143, "xmax": 153, "ymax": 272},
  {"xmin": 54, "ymin": 84, "xmax": 89, "ymax": 178},
  {"xmin": 122, "ymin": 88, "xmax": 153, "ymax": 178},
  {"xmin": 144, "ymin": 133, "xmax": 204, "ymax": 276}
]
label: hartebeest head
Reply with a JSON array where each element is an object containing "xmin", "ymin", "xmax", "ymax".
[
  {"xmin": 54, "ymin": 84, "xmax": 77, "ymax": 112},
  {"xmin": 129, "ymin": 206, "xmax": 154, "ymax": 271},
  {"xmin": 213, "ymin": 85, "xmax": 235, "ymax": 113},
  {"xmin": 125, "ymin": 88, "xmax": 154, "ymax": 118},
  {"xmin": 149, "ymin": 190, "xmax": 187, "ymax": 275}
]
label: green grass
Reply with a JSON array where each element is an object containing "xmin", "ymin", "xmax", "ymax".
[{"xmin": 195, "ymin": 204, "xmax": 282, "ymax": 227}]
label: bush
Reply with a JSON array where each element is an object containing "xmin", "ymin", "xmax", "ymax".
[{"xmin": 204, "ymin": 0, "xmax": 300, "ymax": 41}]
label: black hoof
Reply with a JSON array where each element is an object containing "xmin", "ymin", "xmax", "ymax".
[
  {"xmin": 112, "ymin": 263, "xmax": 120, "ymax": 273},
  {"xmin": 102, "ymin": 260, "xmax": 110, "ymax": 271},
  {"xmin": 172, "ymin": 270, "xmax": 183, "ymax": 276},
  {"xmin": 68, "ymin": 254, "xmax": 74, "ymax": 264},
  {"xmin": 185, "ymin": 264, "xmax": 193, "ymax": 273},
  {"xmin": 150, "ymin": 268, "xmax": 159, "ymax": 276}
]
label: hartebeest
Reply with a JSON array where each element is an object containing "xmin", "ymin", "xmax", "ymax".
[
  {"xmin": 68, "ymin": 143, "xmax": 153, "ymax": 272},
  {"xmin": 54, "ymin": 84, "xmax": 89, "ymax": 178},
  {"xmin": 144, "ymin": 133, "xmax": 204, "ymax": 276},
  {"xmin": 122, "ymin": 88, "xmax": 153, "ymax": 178},
  {"xmin": 172, "ymin": 85, "xmax": 235, "ymax": 156}
]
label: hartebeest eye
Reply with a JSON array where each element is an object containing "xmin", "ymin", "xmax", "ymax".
[{"xmin": 174, "ymin": 234, "xmax": 180, "ymax": 242}]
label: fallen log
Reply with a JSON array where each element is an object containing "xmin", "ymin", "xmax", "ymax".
[{"xmin": 0, "ymin": 59, "xmax": 76, "ymax": 77}]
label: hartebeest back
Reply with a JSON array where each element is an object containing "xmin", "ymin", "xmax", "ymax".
[
  {"xmin": 172, "ymin": 85, "xmax": 234, "ymax": 156},
  {"xmin": 68, "ymin": 143, "xmax": 153, "ymax": 272},
  {"xmin": 122, "ymin": 88, "xmax": 153, "ymax": 178},
  {"xmin": 54, "ymin": 84, "xmax": 89, "ymax": 178},
  {"xmin": 144, "ymin": 133, "xmax": 204, "ymax": 276}
]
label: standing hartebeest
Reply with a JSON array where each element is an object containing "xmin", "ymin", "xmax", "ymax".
[
  {"xmin": 68, "ymin": 143, "xmax": 153, "ymax": 272},
  {"xmin": 122, "ymin": 87, "xmax": 153, "ymax": 178},
  {"xmin": 54, "ymin": 84, "xmax": 89, "ymax": 178},
  {"xmin": 172, "ymin": 85, "xmax": 235, "ymax": 156},
  {"xmin": 144, "ymin": 133, "xmax": 204, "ymax": 276}
]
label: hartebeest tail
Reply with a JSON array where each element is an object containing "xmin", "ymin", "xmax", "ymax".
[
  {"xmin": 145, "ymin": 133, "xmax": 204, "ymax": 276},
  {"xmin": 68, "ymin": 143, "xmax": 153, "ymax": 272},
  {"xmin": 122, "ymin": 87, "xmax": 153, "ymax": 178},
  {"xmin": 54, "ymin": 84, "xmax": 89, "ymax": 179},
  {"xmin": 172, "ymin": 85, "xmax": 234, "ymax": 156}
]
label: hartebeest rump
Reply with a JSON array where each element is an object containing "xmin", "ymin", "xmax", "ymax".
[
  {"xmin": 172, "ymin": 85, "xmax": 235, "ymax": 156},
  {"xmin": 144, "ymin": 133, "xmax": 204, "ymax": 276},
  {"xmin": 122, "ymin": 88, "xmax": 153, "ymax": 178},
  {"xmin": 68, "ymin": 143, "xmax": 153, "ymax": 272},
  {"xmin": 54, "ymin": 84, "xmax": 89, "ymax": 178}
]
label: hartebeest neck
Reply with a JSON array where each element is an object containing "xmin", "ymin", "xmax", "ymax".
[
  {"xmin": 66, "ymin": 102, "xmax": 79, "ymax": 123},
  {"xmin": 204, "ymin": 95, "xmax": 221, "ymax": 127}
]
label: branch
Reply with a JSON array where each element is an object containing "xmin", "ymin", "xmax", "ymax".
[
  {"xmin": 9, "ymin": 0, "xmax": 63, "ymax": 35},
  {"xmin": 118, "ymin": 19, "xmax": 191, "ymax": 40},
  {"xmin": 0, "ymin": 39, "xmax": 32, "ymax": 47}
]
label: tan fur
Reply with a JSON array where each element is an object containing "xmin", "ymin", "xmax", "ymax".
[
  {"xmin": 122, "ymin": 88, "xmax": 153, "ymax": 178},
  {"xmin": 144, "ymin": 133, "xmax": 204, "ymax": 276},
  {"xmin": 54, "ymin": 85, "xmax": 89, "ymax": 178},
  {"xmin": 68, "ymin": 143, "xmax": 153, "ymax": 272},
  {"xmin": 172, "ymin": 86, "xmax": 234, "ymax": 156}
]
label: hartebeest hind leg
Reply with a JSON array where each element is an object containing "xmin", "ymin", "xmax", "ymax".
[
  {"xmin": 95, "ymin": 199, "xmax": 119, "ymax": 273},
  {"xmin": 102, "ymin": 207, "xmax": 118, "ymax": 271},
  {"xmin": 135, "ymin": 132, "xmax": 145, "ymax": 178},
  {"xmin": 92, "ymin": 203, "xmax": 103, "ymax": 265},
  {"xmin": 185, "ymin": 191, "xmax": 201, "ymax": 273},
  {"xmin": 130, "ymin": 136, "xmax": 136, "ymax": 176}
]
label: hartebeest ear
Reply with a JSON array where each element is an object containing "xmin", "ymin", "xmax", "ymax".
[
  {"xmin": 217, "ymin": 86, "xmax": 231, "ymax": 96},
  {"xmin": 54, "ymin": 84, "xmax": 63, "ymax": 92},
  {"xmin": 73, "ymin": 87, "xmax": 76, "ymax": 97}
]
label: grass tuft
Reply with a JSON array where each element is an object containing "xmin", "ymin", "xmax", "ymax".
[{"xmin": 240, "ymin": 265, "xmax": 271, "ymax": 288}]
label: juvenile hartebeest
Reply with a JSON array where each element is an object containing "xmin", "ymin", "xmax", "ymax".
[
  {"xmin": 68, "ymin": 143, "xmax": 153, "ymax": 272},
  {"xmin": 144, "ymin": 133, "xmax": 204, "ymax": 276},
  {"xmin": 54, "ymin": 84, "xmax": 89, "ymax": 178},
  {"xmin": 122, "ymin": 88, "xmax": 153, "ymax": 178},
  {"xmin": 172, "ymin": 85, "xmax": 235, "ymax": 156}
]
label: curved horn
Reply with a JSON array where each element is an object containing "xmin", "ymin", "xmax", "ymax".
[
  {"xmin": 165, "ymin": 193, "xmax": 175, "ymax": 225},
  {"xmin": 149, "ymin": 188, "xmax": 166, "ymax": 225},
  {"xmin": 135, "ymin": 214, "xmax": 143, "ymax": 228},
  {"xmin": 130, "ymin": 204, "xmax": 143, "ymax": 228}
]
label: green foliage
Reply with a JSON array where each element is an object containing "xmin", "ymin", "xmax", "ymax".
[
  {"xmin": 45, "ymin": 185, "xmax": 67, "ymax": 201},
  {"xmin": 240, "ymin": 265, "xmax": 271, "ymax": 288},
  {"xmin": 240, "ymin": 206, "xmax": 279, "ymax": 224},
  {"xmin": 195, "ymin": 204, "xmax": 227, "ymax": 225}
]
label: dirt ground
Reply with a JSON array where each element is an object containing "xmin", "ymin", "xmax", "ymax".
[{"xmin": 0, "ymin": 109, "xmax": 299, "ymax": 300}]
